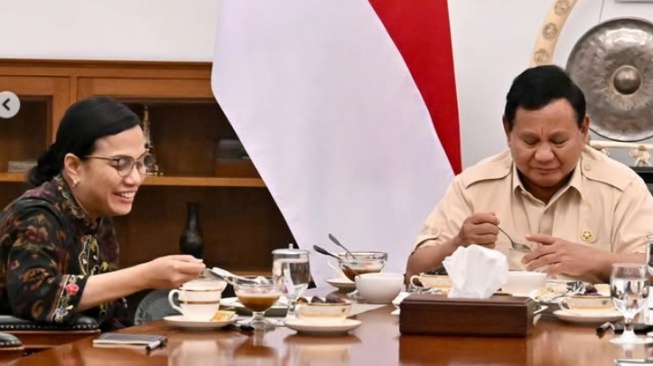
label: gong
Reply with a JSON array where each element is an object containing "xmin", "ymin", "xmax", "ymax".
[{"xmin": 566, "ymin": 17, "xmax": 653, "ymax": 142}]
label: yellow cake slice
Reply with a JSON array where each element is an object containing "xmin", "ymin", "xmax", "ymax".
[{"xmin": 211, "ymin": 310, "xmax": 236, "ymax": 322}]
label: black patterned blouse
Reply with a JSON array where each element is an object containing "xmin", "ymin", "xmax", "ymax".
[{"xmin": 0, "ymin": 175, "xmax": 127, "ymax": 328}]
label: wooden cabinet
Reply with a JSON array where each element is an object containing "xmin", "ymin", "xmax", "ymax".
[{"xmin": 0, "ymin": 59, "xmax": 294, "ymax": 274}]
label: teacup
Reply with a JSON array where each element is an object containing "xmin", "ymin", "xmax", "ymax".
[
  {"xmin": 502, "ymin": 271, "xmax": 547, "ymax": 296},
  {"xmin": 355, "ymin": 272, "xmax": 404, "ymax": 304},
  {"xmin": 409, "ymin": 273, "xmax": 452, "ymax": 292},
  {"xmin": 559, "ymin": 295, "xmax": 614, "ymax": 313},
  {"xmin": 168, "ymin": 277, "xmax": 227, "ymax": 321}
]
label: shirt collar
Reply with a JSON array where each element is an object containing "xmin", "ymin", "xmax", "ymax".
[
  {"xmin": 53, "ymin": 175, "xmax": 99, "ymax": 234},
  {"xmin": 511, "ymin": 158, "xmax": 583, "ymax": 204}
]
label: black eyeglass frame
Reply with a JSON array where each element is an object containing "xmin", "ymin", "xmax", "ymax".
[{"xmin": 84, "ymin": 151, "xmax": 156, "ymax": 177}]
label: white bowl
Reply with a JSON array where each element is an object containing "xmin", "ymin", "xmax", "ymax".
[
  {"xmin": 502, "ymin": 271, "xmax": 547, "ymax": 296},
  {"xmin": 355, "ymin": 272, "xmax": 405, "ymax": 304}
]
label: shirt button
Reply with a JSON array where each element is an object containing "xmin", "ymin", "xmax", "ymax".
[
  {"xmin": 581, "ymin": 230, "xmax": 594, "ymax": 243},
  {"xmin": 583, "ymin": 164, "xmax": 592, "ymax": 171}
]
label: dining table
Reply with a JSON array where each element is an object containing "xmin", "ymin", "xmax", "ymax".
[{"xmin": 6, "ymin": 288, "xmax": 653, "ymax": 366}]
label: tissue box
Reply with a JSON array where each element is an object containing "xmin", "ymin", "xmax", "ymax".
[{"xmin": 399, "ymin": 293, "xmax": 536, "ymax": 337}]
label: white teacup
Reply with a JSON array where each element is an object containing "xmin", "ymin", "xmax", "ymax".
[
  {"xmin": 168, "ymin": 278, "xmax": 227, "ymax": 321},
  {"xmin": 409, "ymin": 273, "xmax": 452, "ymax": 291},
  {"xmin": 559, "ymin": 295, "xmax": 614, "ymax": 313},
  {"xmin": 355, "ymin": 272, "xmax": 404, "ymax": 304}
]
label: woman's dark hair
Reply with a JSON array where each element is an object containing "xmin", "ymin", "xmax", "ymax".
[
  {"xmin": 503, "ymin": 65, "xmax": 586, "ymax": 131},
  {"xmin": 27, "ymin": 96, "xmax": 141, "ymax": 188}
]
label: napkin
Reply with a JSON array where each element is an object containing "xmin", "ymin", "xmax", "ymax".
[{"xmin": 442, "ymin": 244, "xmax": 509, "ymax": 299}]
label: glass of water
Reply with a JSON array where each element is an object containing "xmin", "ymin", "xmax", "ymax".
[
  {"xmin": 272, "ymin": 245, "xmax": 311, "ymax": 318},
  {"xmin": 610, "ymin": 263, "xmax": 653, "ymax": 344},
  {"xmin": 646, "ymin": 234, "xmax": 653, "ymax": 277}
]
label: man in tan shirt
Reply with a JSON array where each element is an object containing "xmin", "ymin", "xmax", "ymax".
[{"xmin": 406, "ymin": 65, "xmax": 653, "ymax": 283}]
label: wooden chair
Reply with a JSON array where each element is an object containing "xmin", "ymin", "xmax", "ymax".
[{"xmin": 0, "ymin": 315, "xmax": 100, "ymax": 353}]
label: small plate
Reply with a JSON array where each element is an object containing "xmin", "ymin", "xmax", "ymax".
[
  {"xmin": 553, "ymin": 309, "xmax": 623, "ymax": 324},
  {"xmin": 535, "ymin": 281, "xmax": 611, "ymax": 303},
  {"xmin": 325, "ymin": 277, "xmax": 356, "ymax": 291},
  {"xmin": 220, "ymin": 297, "xmax": 288, "ymax": 317},
  {"xmin": 164, "ymin": 315, "xmax": 236, "ymax": 330},
  {"xmin": 284, "ymin": 318, "xmax": 362, "ymax": 335}
]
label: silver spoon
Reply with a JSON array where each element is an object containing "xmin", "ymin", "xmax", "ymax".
[
  {"xmin": 313, "ymin": 245, "xmax": 342, "ymax": 261},
  {"xmin": 497, "ymin": 227, "xmax": 532, "ymax": 253},
  {"xmin": 328, "ymin": 233, "xmax": 356, "ymax": 259},
  {"xmin": 312, "ymin": 245, "xmax": 359, "ymax": 276},
  {"xmin": 204, "ymin": 268, "xmax": 267, "ymax": 285}
]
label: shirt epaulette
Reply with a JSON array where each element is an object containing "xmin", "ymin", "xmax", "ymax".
[
  {"xmin": 460, "ymin": 149, "xmax": 512, "ymax": 189},
  {"xmin": 581, "ymin": 146, "xmax": 641, "ymax": 192}
]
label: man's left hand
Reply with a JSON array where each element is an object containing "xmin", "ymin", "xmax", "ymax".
[{"xmin": 521, "ymin": 233, "xmax": 608, "ymax": 278}]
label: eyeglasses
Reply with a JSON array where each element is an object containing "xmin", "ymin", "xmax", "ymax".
[{"xmin": 85, "ymin": 152, "xmax": 156, "ymax": 177}]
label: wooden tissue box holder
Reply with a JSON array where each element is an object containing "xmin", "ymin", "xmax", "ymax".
[{"xmin": 399, "ymin": 294, "xmax": 537, "ymax": 337}]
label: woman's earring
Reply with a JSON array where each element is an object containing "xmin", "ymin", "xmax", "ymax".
[{"xmin": 72, "ymin": 178, "xmax": 80, "ymax": 188}]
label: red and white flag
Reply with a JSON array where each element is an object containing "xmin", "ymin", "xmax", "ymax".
[{"xmin": 212, "ymin": 0, "xmax": 459, "ymax": 283}]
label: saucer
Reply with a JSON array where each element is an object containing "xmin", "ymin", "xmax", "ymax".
[
  {"xmin": 284, "ymin": 318, "xmax": 362, "ymax": 335},
  {"xmin": 164, "ymin": 315, "xmax": 236, "ymax": 330},
  {"xmin": 552, "ymin": 309, "xmax": 623, "ymax": 324},
  {"xmin": 325, "ymin": 277, "xmax": 356, "ymax": 291},
  {"xmin": 220, "ymin": 297, "xmax": 288, "ymax": 317}
]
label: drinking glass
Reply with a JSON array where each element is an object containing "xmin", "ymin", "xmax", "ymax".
[
  {"xmin": 645, "ymin": 234, "xmax": 653, "ymax": 325},
  {"xmin": 233, "ymin": 276, "xmax": 283, "ymax": 330},
  {"xmin": 610, "ymin": 263, "xmax": 653, "ymax": 344},
  {"xmin": 272, "ymin": 246, "xmax": 311, "ymax": 318},
  {"xmin": 646, "ymin": 234, "xmax": 653, "ymax": 278},
  {"xmin": 338, "ymin": 251, "xmax": 387, "ymax": 300}
]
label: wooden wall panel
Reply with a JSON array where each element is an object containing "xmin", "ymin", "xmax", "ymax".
[
  {"xmin": 112, "ymin": 186, "xmax": 294, "ymax": 272},
  {"xmin": 0, "ymin": 100, "xmax": 48, "ymax": 172}
]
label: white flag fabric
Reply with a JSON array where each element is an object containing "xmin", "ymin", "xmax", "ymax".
[{"xmin": 212, "ymin": 0, "xmax": 458, "ymax": 284}]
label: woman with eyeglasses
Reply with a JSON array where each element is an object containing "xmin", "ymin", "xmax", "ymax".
[{"xmin": 0, "ymin": 96, "xmax": 205, "ymax": 330}]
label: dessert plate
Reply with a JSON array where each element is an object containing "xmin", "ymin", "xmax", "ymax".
[
  {"xmin": 164, "ymin": 315, "xmax": 236, "ymax": 330},
  {"xmin": 325, "ymin": 277, "xmax": 356, "ymax": 291},
  {"xmin": 553, "ymin": 309, "xmax": 623, "ymax": 324},
  {"xmin": 284, "ymin": 318, "xmax": 362, "ymax": 335}
]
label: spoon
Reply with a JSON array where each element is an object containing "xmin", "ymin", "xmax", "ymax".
[
  {"xmin": 313, "ymin": 245, "xmax": 342, "ymax": 261},
  {"xmin": 204, "ymin": 268, "xmax": 267, "ymax": 285},
  {"xmin": 497, "ymin": 227, "xmax": 532, "ymax": 253},
  {"xmin": 313, "ymin": 245, "xmax": 359, "ymax": 277},
  {"xmin": 328, "ymin": 233, "xmax": 356, "ymax": 259}
]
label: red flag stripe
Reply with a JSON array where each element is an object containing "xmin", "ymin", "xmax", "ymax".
[{"xmin": 369, "ymin": 0, "xmax": 462, "ymax": 173}]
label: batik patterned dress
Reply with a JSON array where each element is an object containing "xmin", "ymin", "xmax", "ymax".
[{"xmin": 0, "ymin": 175, "xmax": 127, "ymax": 328}]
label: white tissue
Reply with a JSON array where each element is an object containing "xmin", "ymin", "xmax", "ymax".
[{"xmin": 442, "ymin": 245, "xmax": 509, "ymax": 299}]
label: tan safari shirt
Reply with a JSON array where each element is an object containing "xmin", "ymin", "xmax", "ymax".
[{"xmin": 415, "ymin": 146, "xmax": 653, "ymax": 271}]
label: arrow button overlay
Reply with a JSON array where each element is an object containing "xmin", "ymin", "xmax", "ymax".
[{"xmin": 0, "ymin": 91, "xmax": 20, "ymax": 119}]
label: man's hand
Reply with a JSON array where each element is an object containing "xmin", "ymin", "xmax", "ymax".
[
  {"xmin": 521, "ymin": 234, "xmax": 610, "ymax": 278},
  {"xmin": 454, "ymin": 212, "xmax": 500, "ymax": 248}
]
